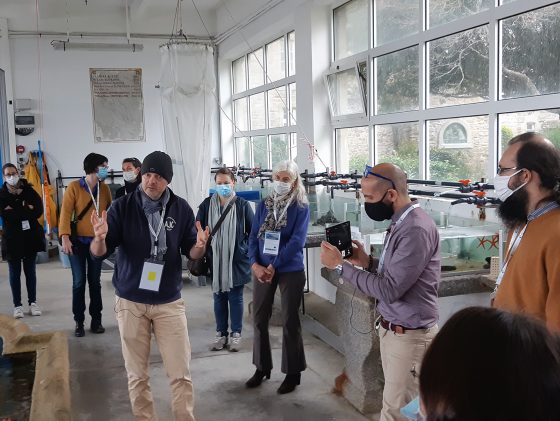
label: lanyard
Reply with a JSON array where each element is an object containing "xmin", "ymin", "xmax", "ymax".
[
  {"xmin": 378, "ymin": 203, "xmax": 420, "ymax": 273},
  {"xmin": 86, "ymin": 180, "xmax": 100, "ymax": 217},
  {"xmin": 494, "ymin": 223, "xmax": 528, "ymax": 288},
  {"xmin": 148, "ymin": 205, "xmax": 166, "ymax": 257},
  {"xmin": 272, "ymin": 197, "xmax": 292, "ymax": 230}
]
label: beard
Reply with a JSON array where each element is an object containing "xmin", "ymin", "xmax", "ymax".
[{"xmin": 497, "ymin": 187, "xmax": 529, "ymax": 229}]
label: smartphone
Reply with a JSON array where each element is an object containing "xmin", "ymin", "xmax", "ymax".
[{"xmin": 325, "ymin": 221, "xmax": 353, "ymax": 259}]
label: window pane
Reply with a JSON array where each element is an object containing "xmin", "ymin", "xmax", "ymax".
[
  {"xmin": 248, "ymin": 48, "xmax": 264, "ymax": 89},
  {"xmin": 266, "ymin": 37, "xmax": 286, "ymax": 83},
  {"xmin": 235, "ymin": 137, "xmax": 251, "ymax": 167},
  {"xmin": 429, "ymin": 26, "xmax": 489, "ymax": 107},
  {"xmin": 271, "ymin": 134, "xmax": 289, "ymax": 167},
  {"xmin": 250, "ymin": 93, "xmax": 266, "ymax": 130},
  {"xmin": 428, "ymin": 116, "xmax": 489, "ymax": 181},
  {"xmin": 252, "ymin": 136, "xmax": 268, "ymax": 168},
  {"xmin": 336, "ymin": 126, "xmax": 369, "ymax": 173},
  {"xmin": 375, "ymin": 0, "xmax": 419, "ymax": 46},
  {"xmin": 233, "ymin": 98, "xmax": 248, "ymax": 132},
  {"xmin": 375, "ymin": 122, "xmax": 420, "ymax": 178},
  {"xmin": 333, "ymin": 0, "xmax": 369, "ymax": 60},
  {"xmin": 499, "ymin": 109, "xmax": 560, "ymax": 156},
  {"xmin": 288, "ymin": 31, "xmax": 296, "ymax": 76},
  {"xmin": 232, "ymin": 57, "xmax": 246, "ymax": 94},
  {"xmin": 290, "ymin": 133, "xmax": 298, "ymax": 162},
  {"xmin": 501, "ymin": 4, "xmax": 560, "ymax": 99},
  {"xmin": 429, "ymin": 0, "xmax": 492, "ymax": 28},
  {"xmin": 327, "ymin": 68, "xmax": 365, "ymax": 116},
  {"xmin": 289, "ymin": 83, "xmax": 297, "ymax": 125},
  {"xmin": 268, "ymin": 87, "xmax": 287, "ymax": 128},
  {"xmin": 377, "ymin": 46, "xmax": 419, "ymax": 114}
]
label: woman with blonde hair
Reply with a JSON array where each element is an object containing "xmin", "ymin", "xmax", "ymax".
[{"xmin": 246, "ymin": 160, "xmax": 310, "ymax": 394}]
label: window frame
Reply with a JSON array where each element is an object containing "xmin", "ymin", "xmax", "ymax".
[
  {"xmin": 329, "ymin": 0, "xmax": 560, "ymax": 181},
  {"xmin": 231, "ymin": 31, "xmax": 297, "ymax": 169}
]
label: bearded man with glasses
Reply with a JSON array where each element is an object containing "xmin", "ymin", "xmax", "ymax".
[{"xmin": 492, "ymin": 132, "xmax": 560, "ymax": 332}]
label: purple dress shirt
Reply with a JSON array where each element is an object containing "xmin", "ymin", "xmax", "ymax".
[{"xmin": 341, "ymin": 202, "xmax": 440, "ymax": 328}]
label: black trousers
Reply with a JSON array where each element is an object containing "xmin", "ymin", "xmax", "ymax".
[{"xmin": 252, "ymin": 270, "xmax": 307, "ymax": 374}]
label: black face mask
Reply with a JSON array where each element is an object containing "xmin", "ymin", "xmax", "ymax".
[{"xmin": 365, "ymin": 191, "xmax": 394, "ymax": 221}]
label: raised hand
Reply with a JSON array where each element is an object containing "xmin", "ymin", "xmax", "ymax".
[
  {"xmin": 91, "ymin": 209, "xmax": 108, "ymax": 242},
  {"xmin": 195, "ymin": 220, "xmax": 210, "ymax": 248}
]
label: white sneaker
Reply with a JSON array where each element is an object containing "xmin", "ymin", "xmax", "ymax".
[
  {"xmin": 29, "ymin": 302, "xmax": 42, "ymax": 316},
  {"xmin": 13, "ymin": 306, "xmax": 24, "ymax": 319},
  {"xmin": 210, "ymin": 332, "xmax": 227, "ymax": 351},
  {"xmin": 229, "ymin": 332, "xmax": 242, "ymax": 352}
]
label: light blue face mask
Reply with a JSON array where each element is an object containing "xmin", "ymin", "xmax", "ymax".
[
  {"xmin": 97, "ymin": 166, "xmax": 109, "ymax": 181},
  {"xmin": 215, "ymin": 184, "xmax": 233, "ymax": 197},
  {"xmin": 401, "ymin": 396, "xmax": 425, "ymax": 421}
]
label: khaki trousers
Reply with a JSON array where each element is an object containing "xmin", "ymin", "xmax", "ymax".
[
  {"xmin": 379, "ymin": 325, "xmax": 438, "ymax": 421},
  {"xmin": 116, "ymin": 297, "xmax": 195, "ymax": 421}
]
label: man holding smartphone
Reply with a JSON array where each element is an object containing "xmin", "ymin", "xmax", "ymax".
[{"xmin": 320, "ymin": 163, "xmax": 440, "ymax": 421}]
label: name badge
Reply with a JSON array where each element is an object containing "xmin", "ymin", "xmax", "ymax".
[
  {"xmin": 139, "ymin": 260, "xmax": 164, "ymax": 292},
  {"xmin": 22, "ymin": 220, "xmax": 30, "ymax": 231},
  {"xmin": 263, "ymin": 231, "xmax": 280, "ymax": 256}
]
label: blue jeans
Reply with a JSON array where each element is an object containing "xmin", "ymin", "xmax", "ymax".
[
  {"xmin": 8, "ymin": 254, "xmax": 37, "ymax": 307},
  {"xmin": 214, "ymin": 285, "xmax": 244, "ymax": 336},
  {"xmin": 69, "ymin": 240, "xmax": 103, "ymax": 324}
]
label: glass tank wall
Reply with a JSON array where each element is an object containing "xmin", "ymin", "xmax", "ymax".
[{"xmin": 233, "ymin": 180, "xmax": 501, "ymax": 276}]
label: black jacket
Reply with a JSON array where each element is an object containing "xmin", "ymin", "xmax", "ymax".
[
  {"xmin": 102, "ymin": 188, "xmax": 197, "ymax": 305},
  {"xmin": 0, "ymin": 180, "xmax": 45, "ymax": 260},
  {"xmin": 115, "ymin": 178, "xmax": 141, "ymax": 199},
  {"xmin": 196, "ymin": 195, "xmax": 254, "ymax": 286}
]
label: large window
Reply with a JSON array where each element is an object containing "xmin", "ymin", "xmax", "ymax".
[
  {"xmin": 330, "ymin": 0, "xmax": 560, "ymax": 181},
  {"xmin": 232, "ymin": 32, "xmax": 297, "ymax": 168}
]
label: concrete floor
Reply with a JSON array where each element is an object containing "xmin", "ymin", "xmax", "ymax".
[{"xmin": 0, "ymin": 260, "xmax": 370, "ymax": 421}]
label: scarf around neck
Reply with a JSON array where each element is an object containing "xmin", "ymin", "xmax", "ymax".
[
  {"xmin": 209, "ymin": 193, "xmax": 237, "ymax": 292},
  {"xmin": 140, "ymin": 186, "xmax": 170, "ymax": 260},
  {"xmin": 257, "ymin": 191, "xmax": 294, "ymax": 239}
]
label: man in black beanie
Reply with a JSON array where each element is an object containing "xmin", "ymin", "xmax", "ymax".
[{"xmin": 90, "ymin": 150, "xmax": 208, "ymax": 421}]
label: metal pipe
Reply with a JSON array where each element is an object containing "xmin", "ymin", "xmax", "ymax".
[{"xmin": 8, "ymin": 30, "xmax": 213, "ymax": 43}]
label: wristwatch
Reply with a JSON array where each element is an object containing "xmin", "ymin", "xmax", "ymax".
[{"xmin": 334, "ymin": 264, "xmax": 344, "ymax": 284}]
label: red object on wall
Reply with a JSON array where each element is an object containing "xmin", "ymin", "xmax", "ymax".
[{"xmin": 16, "ymin": 145, "xmax": 25, "ymax": 154}]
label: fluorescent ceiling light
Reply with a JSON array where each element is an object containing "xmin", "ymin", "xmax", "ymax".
[{"xmin": 51, "ymin": 40, "xmax": 143, "ymax": 52}]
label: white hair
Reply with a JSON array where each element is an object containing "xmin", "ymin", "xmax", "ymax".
[{"xmin": 272, "ymin": 160, "xmax": 308, "ymax": 206}]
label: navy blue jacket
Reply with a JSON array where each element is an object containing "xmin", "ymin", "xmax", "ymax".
[
  {"xmin": 248, "ymin": 199, "xmax": 309, "ymax": 273},
  {"xmin": 102, "ymin": 188, "xmax": 197, "ymax": 305},
  {"xmin": 196, "ymin": 195, "xmax": 254, "ymax": 287}
]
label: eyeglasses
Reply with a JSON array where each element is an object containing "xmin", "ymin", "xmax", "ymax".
[
  {"xmin": 496, "ymin": 166, "xmax": 518, "ymax": 175},
  {"xmin": 363, "ymin": 164, "xmax": 396, "ymax": 189}
]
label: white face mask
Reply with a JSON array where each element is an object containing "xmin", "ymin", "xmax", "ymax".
[
  {"xmin": 123, "ymin": 171, "xmax": 138, "ymax": 182},
  {"xmin": 494, "ymin": 169, "xmax": 526, "ymax": 202},
  {"xmin": 5, "ymin": 175, "xmax": 19, "ymax": 187},
  {"xmin": 273, "ymin": 180, "xmax": 293, "ymax": 196}
]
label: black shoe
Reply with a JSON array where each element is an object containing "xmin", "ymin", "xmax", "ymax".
[
  {"xmin": 75, "ymin": 323, "xmax": 85, "ymax": 337},
  {"xmin": 277, "ymin": 373, "xmax": 301, "ymax": 394},
  {"xmin": 245, "ymin": 369, "xmax": 271, "ymax": 388},
  {"xmin": 90, "ymin": 323, "xmax": 105, "ymax": 334}
]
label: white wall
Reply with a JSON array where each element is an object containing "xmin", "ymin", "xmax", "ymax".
[{"xmin": 8, "ymin": 36, "xmax": 165, "ymax": 179}]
